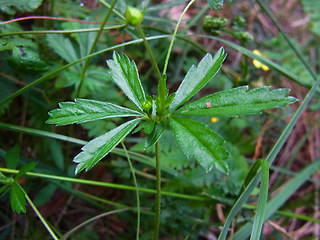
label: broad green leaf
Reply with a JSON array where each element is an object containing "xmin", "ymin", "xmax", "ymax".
[
  {"xmin": 144, "ymin": 122, "xmax": 165, "ymax": 149},
  {"xmin": 169, "ymin": 117, "xmax": 228, "ymax": 173},
  {"xmin": 74, "ymin": 118, "xmax": 141, "ymax": 174},
  {"xmin": 47, "ymin": 98, "xmax": 144, "ymax": 126},
  {"xmin": 169, "ymin": 48, "xmax": 226, "ymax": 111},
  {"xmin": 5, "ymin": 144, "xmax": 20, "ymax": 169},
  {"xmin": 107, "ymin": 52, "xmax": 146, "ymax": 111},
  {"xmin": 15, "ymin": 162, "xmax": 37, "ymax": 180},
  {"xmin": 208, "ymin": 0, "xmax": 224, "ymax": 10},
  {"xmin": 176, "ymin": 86, "xmax": 297, "ymax": 116},
  {"xmin": 10, "ymin": 182, "xmax": 26, "ymax": 214},
  {"xmin": 7, "ymin": 47, "xmax": 47, "ymax": 73},
  {"xmin": 250, "ymin": 160, "xmax": 269, "ymax": 240}
]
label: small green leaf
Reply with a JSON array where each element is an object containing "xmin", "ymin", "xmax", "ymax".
[
  {"xmin": 176, "ymin": 86, "xmax": 297, "ymax": 116},
  {"xmin": 107, "ymin": 52, "xmax": 146, "ymax": 111},
  {"xmin": 208, "ymin": 0, "xmax": 224, "ymax": 10},
  {"xmin": 10, "ymin": 182, "xmax": 26, "ymax": 214},
  {"xmin": 144, "ymin": 122, "xmax": 165, "ymax": 149},
  {"xmin": 47, "ymin": 98, "xmax": 143, "ymax": 126},
  {"xmin": 133, "ymin": 120, "xmax": 155, "ymax": 134},
  {"xmin": 15, "ymin": 162, "xmax": 37, "ymax": 180},
  {"xmin": 169, "ymin": 117, "xmax": 228, "ymax": 173},
  {"xmin": 169, "ymin": 48, "xmax": 226, "ymax": 111},
  {"xmin": 74, "ymin": 118, "xmax": 141, "ymax": 174},
  {"xmin": 5, "ymin": 144, "xmax": 20, "ymax": 169}
]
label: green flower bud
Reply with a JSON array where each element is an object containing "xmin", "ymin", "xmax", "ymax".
[
  {"xmin": 203, "ymin": 16, "xmax": 228, "ymax": 34},
  {"xmin": 232, "ymin": 16, "xmax": 246, "ymax": 28},
  {"xmin": 142, "ymin": 99, "xmax": 152, "ymax": 112},
  {"xmin": 125, "ymin": 6, "xmax": 143, "ymax": 26},
  {"xmin": 239, "ymin": 32, "xmax": 254, "ymax": 43}
]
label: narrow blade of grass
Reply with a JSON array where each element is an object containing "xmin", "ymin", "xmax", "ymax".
[
  {"xmin": 234, "ymin": 159, "xmax": 320, "ymax": 239},
  {"xmin": 250, "ymin": 160, "xmax": 269, "ymax": 240}
]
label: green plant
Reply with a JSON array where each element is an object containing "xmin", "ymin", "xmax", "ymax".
[
  {"xmin": 46, "ymin": 6, "xmax": 296, "ymax": 239},
  {"xmin": 1, "ymin": 0, "xmax": 319, "ymax": 239}
]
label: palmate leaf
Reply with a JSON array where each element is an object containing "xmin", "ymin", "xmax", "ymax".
[
  {"xmin": 107, "ymin": 52, "xmax": 146, "ymax": 111},
  {"xmin": 47, "ymin": 98, "xmax": 144, "ymax": 126},
  {"xmin": 175, "ymin": 86, "xmax": 297, "ymax": 116},
  {"xmin": 169, "ymin": 47, "xmax": 226, "ymax": 111},
  {"xmin": 169, "ymin": 117, "xmax": 228, "ymax": 173},
  {"xmin": 74, "ymin": 118, "xmax": 141, "ymax": 174}
]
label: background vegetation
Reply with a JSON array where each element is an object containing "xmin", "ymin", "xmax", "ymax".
[{"xmin": 0, "ymin": 0, "xmax": 319, "ymax": 239}]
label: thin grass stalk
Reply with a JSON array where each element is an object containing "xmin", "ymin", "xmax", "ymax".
[
  {"xmin": 19, "ymin": 184, "xmax": 59, "ymax": 240},
  {"xmin": 250, "ymin": 160, "xmax": 269, "ymax": 240},
  {"xmin": 76, "ymin": 0, "xmax": 118, "ymax": 97},
  {"xmin": 153, "ymin": 141, "xmax": 161, "ymax": 240},
  {"xmin": 121, "ymin": 141, "xmax": 141, "ymax": 240},
  {"xmin": 162, "ymin": 0, "xmax": 195, "ymax": 76}
]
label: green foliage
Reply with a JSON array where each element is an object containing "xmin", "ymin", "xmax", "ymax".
[
  {"xmin": 73, "ymin": 118, "xmax": 141, "ymax": 174},
  {"xmin": 107, "ymin": 52, "xmax": 147, "ymax": 111},
  {"xmin": 302, "ymin": 0, "xmax": 320, "ymax": 36},
  {"xmin": 5, "ymin": 144, "xmax": 20, "ymax": 169},
  {"xmin": 47, "ymin": 98, "xmax": 144, "ymax": 126},
  {"xmin": 0, "ymin": 0, "xmax": 42, "ymax": 14},
  {"xmin": 208, "ymin": 0, "xmax": 224, "ymax": 10},
  {"xmin": 176, "ymin": 85, "xmax": 297, "ymax": 116},
  {"xmin": 10, "ymin": 182, "xmax": 26, "ymax": 213},
  {"xmin": 263, "ymin": 35, "xmax": 314, "ymax": 85},
  {"xmin": 0, "ymin": 23, "xmax": 47, "ymax": 73},
  {"xmin": 169, "ymin": 117, "xmax": 229, "ymax": 173},
  {"xmin": 169, "ymin": 48, "xmax": 227, "ymax": 111},
  {"xmin": 0, "ymin": 1, "xmax": 313, "ymax": 239}
]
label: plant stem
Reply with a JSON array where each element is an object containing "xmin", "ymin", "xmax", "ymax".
[
  {"xmin": 121, "ymin": 142, "xmax": 140, "ymax": 240},
  {"xmin": 0, "ymin": 25, "xmax": 126, "ymax": 37},
  {"xmin": 18, "ymin": 184, "xmax": 59, "ymax": 240},
  {"xmin": 163, "ymin": 0, "xmax": 195, "ymax": 76},
  {"xmin": 136, "ymin": 24, "xmax": 162, "ymax": 82},
  {"xmin": 76, "ymin": 0, "xmax": 118, "ymax": 98},
  {"xmin": 153, "ymin": 141, "xmax": 161, "ymax": 240}
]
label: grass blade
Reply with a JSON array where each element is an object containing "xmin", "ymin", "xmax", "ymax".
[
  {"xmin": 235, "ymin": 159, "xmax": 320, "ymax": 239},
  {"xmin": 250, "ymin": 160, "xmax": 269, "ymax": 240}
]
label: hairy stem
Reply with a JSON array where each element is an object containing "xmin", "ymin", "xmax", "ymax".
[
  {"xmin": 76, "ymin": 0, "xmax": 118, "ymax": 98},
  {"xmin": 136, "ymin": 24, "xmax": 162, "ymax": 82},
  {"xmin": 153, "ymin": 141, "xmax": 161, "ymax": 240},
  {"xmin": 121, "ymin": 142, "xmax": 140, "ymax": 240}
]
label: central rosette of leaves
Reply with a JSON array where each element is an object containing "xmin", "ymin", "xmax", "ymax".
[{"xmin": 47, "ymin": 48, "xmax": 296, "ymax": 175}]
